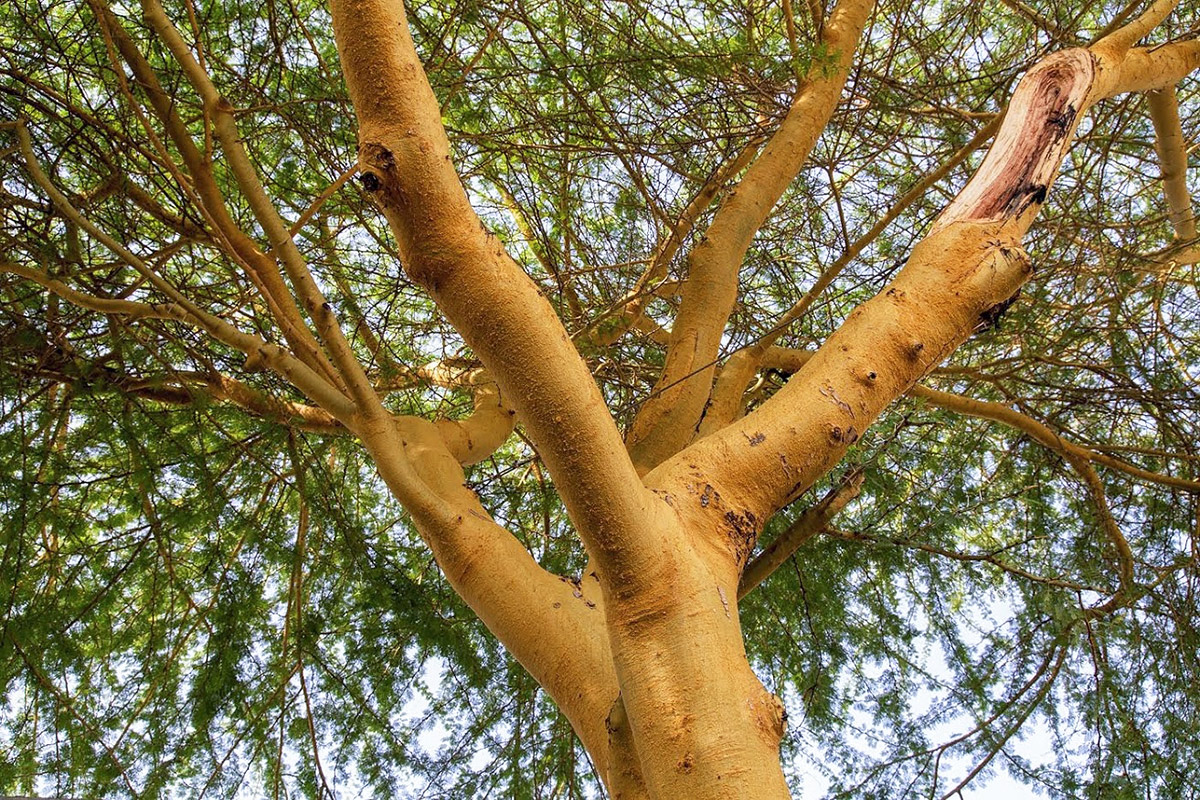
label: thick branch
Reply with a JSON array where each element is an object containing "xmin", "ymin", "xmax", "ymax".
[
  {"xmin": 604, "ymin": 696, "xmax": 650, "ymax": 800},
  {"xmin": 694, "ymin": 115, "xmax": 1004, "ymax": 439},
  {"xmin": 936, "ymin": 50, "xmax": 1096, "ymax": 233},
  {"xmin": 1094, "ymin": 0, "xmax": 1181, "ymax": 52},
  {"xmin": 356, "ymin": 417, "xmax": 621, "ymax": 781},
  {"xmin": 329, "ymin": 0, "xmax": 661, "ymax": 574},
  {"xmin": 625, "ymin": 0, "xmax": 876, "ymax": 472},
  {"xmin": 650, "ymin": 221, "xmax": 1035, "ymax": 547},
  {"xmin": 755, "ymin": 346, "xmax": 1200, "ymax": 493},
  {"xmin": 432, "ymin": 382, "xmax": 516, "ymax": 465},
  {"xmin": 652, "ymin": 37, "xmax": 1166, "ymax": 549},
  {"xmin": 1099, "ymin": 40, "xmax": 1200, "ymax": 97}
]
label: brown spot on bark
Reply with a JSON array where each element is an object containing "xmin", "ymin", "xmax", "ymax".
[
  {"xmin": 976, "ymin": 290, "xmax": 1021, "ymax": 332},
  {"xmin": 678, "ymin": 753, "xmax": 694, "ymax": 773},
  {"xmin": 725, "ymin": 509, "xmax": 759, "ymax": 565},
  {"xmin": 360, "ymin": 142, "xmax": 396, "ymax": 172},
  {"xmin": 756, "ymin": 692, "xmax": 787, "ymax": 740},
  {"xmin": 747, "ymin": 431, "xmax": 766, "ymax": 446},
  {"xmin": 819, "ymin": 383, "xmax": 853, "ymax": 415},
  {"xmin": 358, "ymin": 171, "xmax": 381, "ymax": 191}
]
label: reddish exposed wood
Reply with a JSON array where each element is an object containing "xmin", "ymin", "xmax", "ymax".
[{"xmin": 937, "ymin": 50, "xmax": 1096, "ymax": 229}]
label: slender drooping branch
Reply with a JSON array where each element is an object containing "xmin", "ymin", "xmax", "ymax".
[
  {"xmin": 908, "ymin": 385, "xmax": 1200, "ymax": 494},
  {"xmin": 14, "ymin": 123, "xmax": 358, "ymax": 422},
  {"xmin": 738, "ymin": 471, "xmax": 863, "ymax": 599},
  {"xmin": 1147, "ymin": 87, "xmax": 1197, "ymax": 241},
  {"xmin": 87, "ymin": 0, "xmax": 340, "ymax": 388},
  {"xmin": 580, "ymin": 137, "xmax": 765, "ymax": 348},
  {"xmin": 141, "ymin": 0, "xmax": 380, "ymax": 413}
]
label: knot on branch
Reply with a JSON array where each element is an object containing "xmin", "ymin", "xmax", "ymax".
[
  {"xmin": 358, "ymin": 171, "xmax": 381, "ymax": 192},
  {"xmin": 357, "ymin": 142, "xmax": 397, "ymax": 196}
]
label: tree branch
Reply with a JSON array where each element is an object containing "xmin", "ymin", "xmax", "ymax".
[
  {"xmin": 738, "ymin": 470, "xmax": 862, "ymax": 598},
  {"xmin": 328, "ymin": 0, "xmax": 661, "ymax": 576},
  {"xmin": 13, "ymin": 123, "xmax": 358, "ymax": 421},
  {"xmin": 750, "ymin": 346, "xmax": 1200, "ymax": 494},
  {"xmin": 651, "ymin": 23, "xmax": 1199, "ymax": 559},
  {"xmin": 580, "ymin": 137, "xmax": 764, "ymax": 348},
  {"xmin": 1094, "ymin": 0, "xmax": 1181, "ymax": 52},
  {"xmin": 825, "ymin": 528, "xmax": 1110, "ymax": 593},
  {"xmin": 432, "ymin": 382, "xmax": 516, "ymax": 466},
  {"xmin": 1147, "ymin": 87, "xmax": 1197, "ymax": 241},
  {"xmin": 87, "ymin": 0, "xmax": 340, "ymax": 388},
  {"xmin": 357, "ymin": 415, "xmax": 622, "ymax": 782},
  {"xmin": 908, "ymin": 384, "xmax": 1200, "ymax": 494},
  {"xmin": 140, "ymin": 0, "xmax": 380, "ymax": 413},
  {"xmin": 693, "ymin": 114, "xmax": 1004, "ymax": 439},
  {"xmin": 625, "ymin": 0, "xmax": 876, "ymax": 472}
]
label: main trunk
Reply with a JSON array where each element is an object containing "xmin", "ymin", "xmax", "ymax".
[{"xmin": 602, "ymin": 522, "xmax": 792, "ymax": 799}]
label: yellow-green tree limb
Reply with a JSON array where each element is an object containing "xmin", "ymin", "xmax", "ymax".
[
  {"xmin": 653, "ymin": 23, "xmax": 1199, "ymax": 565},
  {"xmin": 433, "ymin": 383, "xmax": 516, "ymax": 466},
  {"xmin": 358, "ymin": 414, "xmax": 623, "ymax": 784},
  {"xmin": 140, "ymin": 0, "xmax": 380, "ymax": 414},
  {"xmin": 87, "ymin": 0, "xmax": 339, "ymax": 388}
]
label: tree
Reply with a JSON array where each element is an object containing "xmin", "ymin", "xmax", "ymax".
[{"xmin": 1, "ymin": 0, "xmax": 1198, "ymax": 795}]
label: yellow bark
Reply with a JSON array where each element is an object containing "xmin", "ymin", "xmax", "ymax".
[{"xmin": 626, "ymin": 0, "xmax": 876, "ymax": 472}]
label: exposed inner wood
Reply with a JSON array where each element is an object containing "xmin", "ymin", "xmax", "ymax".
[{"xmin": 938, "ymin": 49, "xmax": 1096, "ymax": 229}]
